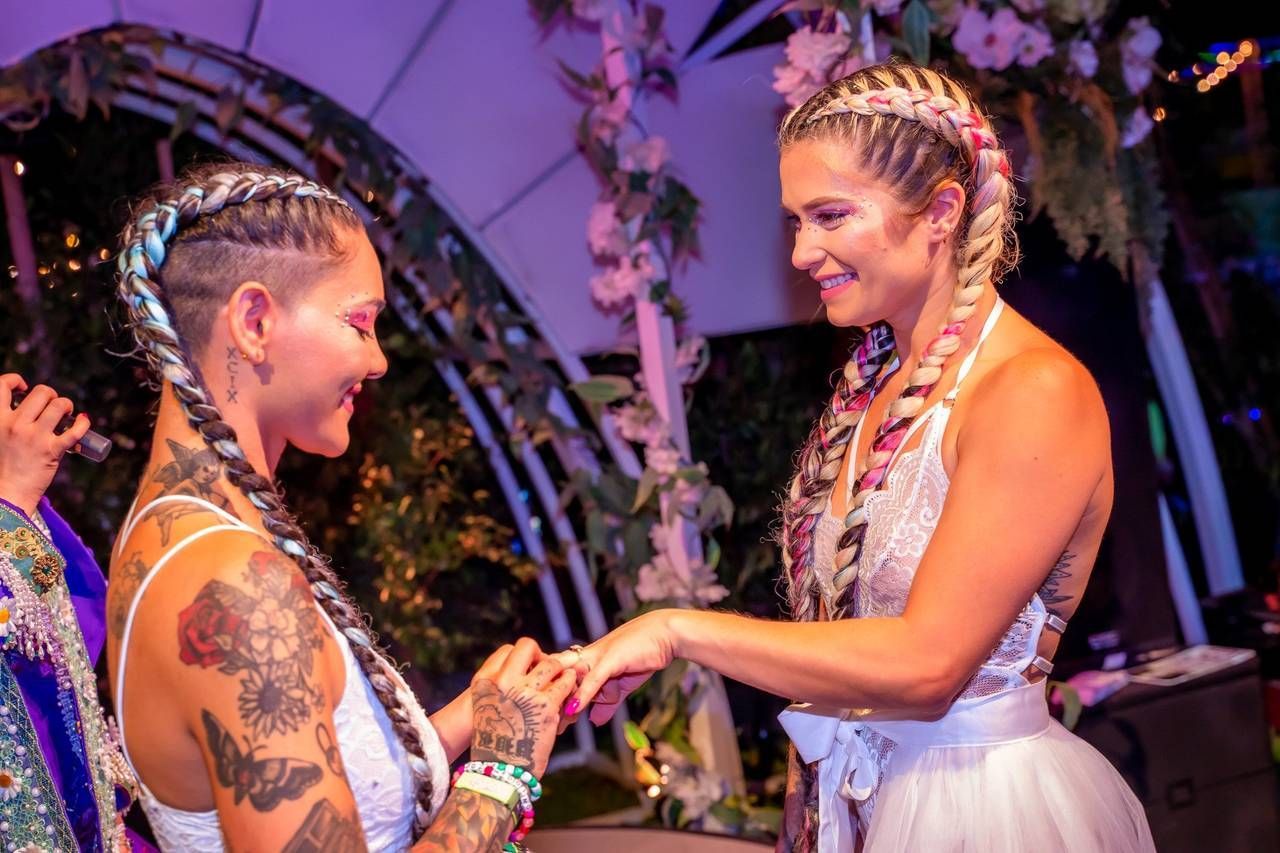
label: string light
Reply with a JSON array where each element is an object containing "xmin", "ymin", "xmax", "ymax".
[
  {"xmin": 1153, "ymin": 107, "xmax": 1167, "ymax": 122},
  {"xmin": 1241, "ymin": 40, "xmax": 1254, "ymax": 58},
  {"xmin": 1168, "ymin": 70, "xmax": 1180, "ymax": 82},
  {"xmin": 65, "ymin": 233, "xmax": 79, "ymax": 248},
  {"xmin": 1196, "ymin": 80, "xmax": 1210, "ymax": 92},
  {"xmin": 12, "ymin": 161, "xmax": 24, "ymax": 176},
  {"xmin": 1216, "ymin": 50, "xmax": 1230, "ymax": 64},
  {"xmin": 67, "ymin": 259, "xmax": 82, "ymax": 271},
  {"xmin": 98, "ymin": 248, "xmax": 110, "ymax": 261}
]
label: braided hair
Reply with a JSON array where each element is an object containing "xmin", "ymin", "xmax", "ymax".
[
  {"xmin": 778, "ymin": 61, "xmax": 1019, "ymax": 624},
  {"xmin": 115, "ymin": 163, "xmax": 437, "ymax": 834}
]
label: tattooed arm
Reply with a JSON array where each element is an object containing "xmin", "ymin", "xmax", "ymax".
[{"xmin": 154, "ymin": 534, "xmax": 373, "ymax": 852}]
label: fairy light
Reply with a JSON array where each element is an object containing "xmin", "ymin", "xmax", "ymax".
[
  {"xmin": 67, "ymin": 259, "xmax": 82, "ymax": 271},
  {"xmin": 1168, "ymin": 70, "xmax": 1180, "ymax": 82},
  {"xmin": 98, "ymin": 248, "xmax": 110, "ymax": 261},
  {"xmin": 1216, "ymin": 50, "xmax": 1230, "ymax": 64},
  {"xmin": 1241, "ymin": 40, "xmax": 1254, "ymax": 57},
  {"xmin": 12, "ymin": 161, "xmax": 24, "ymax": 176},
  {"xmin": 1232, "ymin": 51, "xmax": 1244, "ymax": 63},
  {"xmin": 65, "ymin": 233, "xmax": 79, "ymax": 248},
  {"xmin": 1192, "ymin": 63, "xmax": 1204, "ymax": 75},
  {"xmin": 1225, "ymin": 60, "xmax": 1238, "ymax": 72},
  {"xmin": 1153, "ymin": 107, "xmax": 1167, "ymax": 122}
]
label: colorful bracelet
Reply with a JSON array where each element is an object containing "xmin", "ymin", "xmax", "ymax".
[
  {"xmin": 453, "ymin": 771, "xmax": 520, "ymax": 813},
  {"xmin": 452, "ymin": 767, "xmax": 536, "ymax": 843},
  {"xmin": 463, "ymin": 761, "xmax": 543, "ymax": 801}
]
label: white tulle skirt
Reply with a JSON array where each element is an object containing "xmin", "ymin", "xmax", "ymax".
[{"xmin": 780, "ymin": 682, "xmax": 1155, "ymax": 852}]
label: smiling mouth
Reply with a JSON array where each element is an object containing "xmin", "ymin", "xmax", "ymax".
[
  {"xmin": 820, "ymin": 272, "xmax": 857, "ymax": 290},
  {"xmin": 340, "ymin": 383, "xmax": 362, "ymax": 410}
]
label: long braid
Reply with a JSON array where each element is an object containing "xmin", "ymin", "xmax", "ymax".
[
  {"xmin": 780, "ymin": 323, "xmax": 896, "ymax": 621},
  {"xmin": 116, "ymin": 170, "xmax": 437, "ymax": 835}
]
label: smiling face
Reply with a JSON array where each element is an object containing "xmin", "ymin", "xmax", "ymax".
[
  {"xmin": 781, "ymin": 137, "xmax": 944, "ymax": 329},
  {"xmin": 257, "ymin": 227, "xmax": 389, "ymax": 458}
]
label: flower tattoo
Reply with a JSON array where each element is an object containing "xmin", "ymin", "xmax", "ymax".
[{"xmin": 177, "ymin": 551, "xmax": 325, "ymax": 737}]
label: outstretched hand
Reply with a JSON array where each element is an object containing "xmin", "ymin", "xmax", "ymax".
[{"xmin": 558, "ymin": 610, "xmax": 678, "ymax": 726}]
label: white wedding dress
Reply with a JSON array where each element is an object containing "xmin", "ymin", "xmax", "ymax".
[{"xmin": 780, "ymin": 301, "xmax": 1155, "ymax": 852}]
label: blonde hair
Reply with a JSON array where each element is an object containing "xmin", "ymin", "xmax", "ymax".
[{"xmin": 778, "ymin": 62, "xmax": 1018, "ymax": 622}]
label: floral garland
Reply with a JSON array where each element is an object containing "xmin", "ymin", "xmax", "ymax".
[
  {"xmin": 532, "ymin": 0, "xmax": 753, "ymax": 833},
  {"xmin": 771, "ymin": 0, "xmax": 1169, "ymax": 275}
]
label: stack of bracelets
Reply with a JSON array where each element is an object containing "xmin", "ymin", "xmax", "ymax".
[{"xmin": 451, "ymin": 760, "xmax": 543, "ymax": 851}]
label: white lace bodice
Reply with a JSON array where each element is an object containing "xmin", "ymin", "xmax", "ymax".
[
  {"xmin": 812, "ymin": 300, "xmax": 1059, "ymax": 701},
  {"xmin": 113, "ymin": 496, "xmax": 449, "ymax": 852}
]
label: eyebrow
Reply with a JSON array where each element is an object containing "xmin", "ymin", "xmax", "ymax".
[{"xmin": 781, "ymin": 195, "xmax": 859, "ymax": 214}]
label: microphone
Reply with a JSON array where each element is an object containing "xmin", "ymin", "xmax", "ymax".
[{"xmin": 9, "ymin": 390, "xmax": 113, "ymax": 463}]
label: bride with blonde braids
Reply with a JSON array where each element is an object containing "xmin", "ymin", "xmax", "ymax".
[{"xmin": 565, "ymin": 61, "xmax": 1156, "ymax": 852}]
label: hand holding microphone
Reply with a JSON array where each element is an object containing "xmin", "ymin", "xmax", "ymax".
[{"xmin": 1, "ymin": 374, "xmax": 111, "ymax": 517}]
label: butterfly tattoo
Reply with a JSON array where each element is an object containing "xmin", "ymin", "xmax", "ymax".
[{"xmin": 202, "ymin": 710, "xmax": 323, "ymax": 812}]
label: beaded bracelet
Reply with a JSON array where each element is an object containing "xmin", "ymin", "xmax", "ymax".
[
  {"xmin": 452, "ymin": 767, "xmax": 536, "ymax": 843},
  {"xmin": 463, "ymin": 761, "xmax": 543, "ymax": 801}
]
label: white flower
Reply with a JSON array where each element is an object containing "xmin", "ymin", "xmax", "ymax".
[
  {"xmin": 1121, "ymin": 17, "xmax": 1162, "ymax": 94},
  {"xmin": 620, "ymin": 137, "xmax": 670, "ymax": 176},
  {"xmin": 586, "ymin": 201, "xmax": 629, "ymax": 257},
  {"xmin": 1069, "ymin": 39, "xmax": 1099, "ymax": 78},
  {"xmin": 0, "ymin": 767, "xmax": 21, "ymax": 801},
  {"xmin": 1121, "ymin": 109, "xmax": 1155, "ymax": 148},
  {"xmin": 635, "ymin": 553, "xmax": 728, "ymax": 606},
  {"xmin": 1016, "ymin": 24, "xmax": 1054, "ymax": 68},
  {"xmin": 0, "ymin": 597, "xmax": 14, "ymax": 639}
]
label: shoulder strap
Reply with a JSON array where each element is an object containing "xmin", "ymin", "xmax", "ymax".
[
  {"xmin": 944, "ymin": 298, "xmax": 1005, "ymax": 402},
  {"xmin": 114, "ymin": 523, "xmax": 267, "ymax": 777}
]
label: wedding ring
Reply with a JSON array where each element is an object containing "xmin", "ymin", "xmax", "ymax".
[{"xmin": 567, "ymin": 643, "xmax": 589, "ymax": 670}]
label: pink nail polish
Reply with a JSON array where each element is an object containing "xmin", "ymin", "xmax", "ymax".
[{"xmin": 565, "ymin": 698, "xmax": 581, "ymax": 716}]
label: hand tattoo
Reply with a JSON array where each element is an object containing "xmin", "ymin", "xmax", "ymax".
[
  {"xmin": 202, "ymin": 709, "xmax": 322, "ymax": 812},
  {"xmin": 469, "ymin": 678, "xmax": 539, "ymax": 767},
  {"xmin": 281, "ymin": 799, "xmax": 363, "ymax": 852},
  {"xmin": 177, "ymin": 550, "xmax": 325, "ymax": 737}
]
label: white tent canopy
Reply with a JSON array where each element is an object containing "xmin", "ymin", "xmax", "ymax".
[{"xmin": 2, "ymin": 0, "xmax": 807, "ymax": 354}]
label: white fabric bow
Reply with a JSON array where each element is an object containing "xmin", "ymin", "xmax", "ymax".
[{"xmin": 778, "ymin": 703, "xmax": 879, "ymax": 852}]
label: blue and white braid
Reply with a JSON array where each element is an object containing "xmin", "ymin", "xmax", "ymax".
[{"xmin": 116, "ymin": 170, "xmax": 437, "ymax": 834}]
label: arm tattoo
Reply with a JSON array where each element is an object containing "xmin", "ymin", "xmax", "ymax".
[
  {"xmin": 315, "ymin": 722, "xmax": 344, "ymax": 777},
  {"xmin": 469, "ymin": 679, "xmax": 538, "ymax": 766},
  {"xmin": 1038, "ymin": 550, "xmax": 1075, "ymax": 613},
  {"xmin": 416, "ymin": 789, "xmax": 512, "ymax": 852},
  {"xmin": 202, "ymin": 709, "xmax": 322, "ymax": 812},
  {"xmin": 177, "ymin": 550, "xmax": 326, "ymax": 736},
  {"xmin": 149, "ymin": 438, "xmax": 240, "ymax": 544},
  {"xmin": 281, "ymin": 799, "xmax": 364, "ymax": 853},
  {"xmin": 226, "ymin": 346, "xmax": 241, "ymax": 404},
  {"xmin": 109, "ymin": 549, "xmax": 150, "ymax": 638}
]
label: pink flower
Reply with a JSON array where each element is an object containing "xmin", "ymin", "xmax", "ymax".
[
  {"xmin": 587, "ymin": 200, "xmax": 629, "ymax": 257},
  {"xmin": 1121, "ymin": 109, "xmax": 1154, "ymax": 148},
  {"xmin": 1121, "ymin": 17, "xmax": 1162, "ymax": 94},
  {"xmin": 635, "ymin": 553, "xmax": 728, "ymax": 606},
  {"xmin": 1069, "ymin": 39, "xmax": 1098, "ymax": 78},
  {"xmin": 615, "ymin": 398, "xmax": 668, "ymax": 447},
  {"xmin": 620, "ymin": 136, "xmax": 670, "ymax": 176},
  {"xmin": 773, "ymin": 63, "xmax": 825, "ymax": 108},
  {"xmin": 784, "ymin": 26, "xmax": 851, "ymax": 78},
  {"xmin": 1016, "ymin": 24, "xmax": 1054, "ymax": 67},
  {"xmin": 570, "ymin": 0, "xmax": 609, "ymax": 22},
  {"xmin": 590, "ymin": 243, "xmax": 656, "ymax": 308},
  {"xmin": 645, "ymin": 445, "xmax": 682, "ymax": 478},
  {"xmin": 674, "ymin": 335, "xmax": 708, "ymax": 385},
  {"xmin": 953, "ymin": 7, "xmax": 1023, "ymax": 72}
]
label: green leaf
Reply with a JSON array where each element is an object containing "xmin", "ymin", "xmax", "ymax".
[
  {"xmin": 623, "ymin": 720, "xmax": 651, "ymax": 751},
  {"xmin": 632, "ymin": 466, "xmax": 660, "ymax": 513},
  {"xmin": 902, "ymin": 0, "xmax": 931, "ymax": 65},
  {"xmin": 570, "ymin": 375, "xmax": 635, "ymax": 403}
]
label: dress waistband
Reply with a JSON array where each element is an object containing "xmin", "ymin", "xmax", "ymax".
[{"xmin": 866, "ymin": 680, "xmax": 1051, "ymax": 748}]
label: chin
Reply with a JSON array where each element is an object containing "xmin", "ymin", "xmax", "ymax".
[{"xmin": 291, "ymin": 428, "xmax": 351, "ymax": 458}]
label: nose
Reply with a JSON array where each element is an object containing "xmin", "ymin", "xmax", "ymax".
[
  {"xmin": 367, "ymin": 338, "xmax": 389, "ymax": 381},
  {"xmin": 791, "ymin": 224, "xmax": 825, "ymax": 273}
]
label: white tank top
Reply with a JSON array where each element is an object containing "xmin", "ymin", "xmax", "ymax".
[{"xmin": 113, "ymin": 495, "xmax": 449, "ymax": 851}]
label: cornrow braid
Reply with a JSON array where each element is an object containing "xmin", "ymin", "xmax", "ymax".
[
  {"xmin": 777, "ymin": 61, "xmax": 1018, "ymax": 625},
  {"xmin": 116, "ymin": 168, "xmax": 438, "ymax": 836}
]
